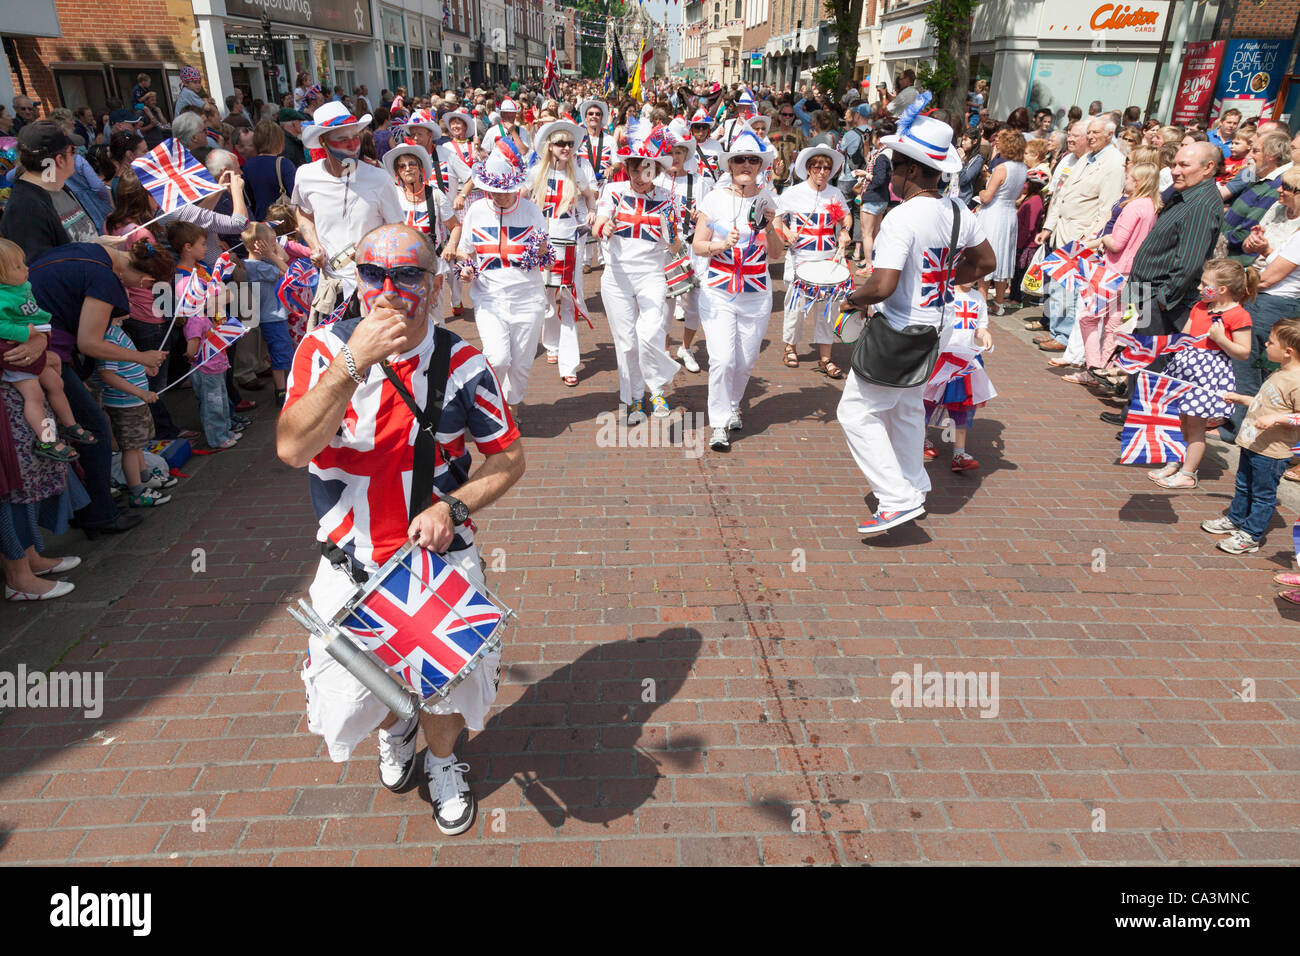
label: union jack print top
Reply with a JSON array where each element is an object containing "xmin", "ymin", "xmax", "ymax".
[
  {"xmin": 396, "ymin": 183, "xmax": 455, "ymax": 244},
  {"xmin": 696, "ymin": 188, "xmax": 773, "ymax": 297},
  {"xmin": 776, "ymin": 181, "xmax": 845, "ymax": 265},
  {"xmin": 596, "ymin": 182, "xmax": 675, "ymax": 275},
  {"xmin": 526, "ymin": 158, "xmax": 597, "ymax": 241},
  {"xmin": 284, "ymin": 320, "xmax": 519, "ymax": 568},
  {"xmin": 456, "ymin": 195, "xmax": 547, "ymax": 303}
]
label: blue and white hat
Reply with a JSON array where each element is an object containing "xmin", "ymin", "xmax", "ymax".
[
  {"xmin": 879, "ymin": 114, "xmax": 961, "ymax": 174},
  {"xmin": 720, "ymin": 120, "xmax": 774, "ymax": 170}
]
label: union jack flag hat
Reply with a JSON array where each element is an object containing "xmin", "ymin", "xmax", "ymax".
[
  {"xmin": 688, "ymin": 108, "xmax": 713, "ymax": 127},
  {"xmin": 397, "ymin": 108, "xmax": 441, "ymax": 136},
  {"xmin": 618, "ymin": 119, "xmax": 677, "ymax": 171},
  {"xmin": 303, "ymin": 101, "xmax": 373, "ymax": 149},
  {"xmin": 667, "ymin": 118, "xmax": 696, "ymax": 160},
  {"xmin": 879, "ymin": 113, "xmax": 961, "ymax": 174}
]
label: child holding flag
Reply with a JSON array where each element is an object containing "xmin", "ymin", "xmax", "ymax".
[
  {"xmin": 95, "ymin": 311, "xmax": 170, "ymax": 507},
  {"xmin": 1149, "ymin": 259, "xmax": 1254, "ymax": 490},
  {"xmin": 923, "ymin": 281, "xmax": 996, "ymax": 472},
  {"xmin": 1203, "ymin": 317, "xmax": 1300, "ymax": 554}
]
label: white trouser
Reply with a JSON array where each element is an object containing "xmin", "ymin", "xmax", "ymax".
[
  {"xmin": 698, "ymin": 286, "xmax": 772, "ymax": 428},
  {"xmin": 585, "ymin": 232, "xmax": 604, "ymax": 267},
  {"xmin": 541, "ymin": 241, "xmax": 585, "ymax": 378},
  {"xmin": 837, "ymin": 371, "xmax": 930, "ymax": 513},
  {"xmin": 673, "ymin": 284, "xmax": 702, "ymax": 332},
  {"xmin": 476, "ymin": 295, "xmax": 545, "ymax": 406},
  {"xmin": 781, "ymin": 256, "xmax": 836, "ymax": 346},
  {"xmin": 601, "ymin": 267, "xmax": 679, "ymax": 403},
  {"xmin": 303, "ymin": 545, "xmax": 502, "ymax": 763},
  {"xmin": 439, "ymin": 268, "xmax": 463, "ymax": 318}
]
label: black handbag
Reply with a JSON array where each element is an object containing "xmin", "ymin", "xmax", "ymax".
[{"xmin": 850, "ymin": 197, "xmax": 962, "ymax": 388}]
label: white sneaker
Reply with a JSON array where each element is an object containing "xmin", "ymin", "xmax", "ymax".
[
  {"xmin": 426, "ymin": 752, "xmax": 476, "ymax": 835},
  {"xmin": 677, "ymin": 346, "xmax": 701, "ymax": 373},
  {"xmin": 145, "ymin": 472, "xmax": 179, "ymax": 490},
  {"xmin": 727, "ymin": 409, "xmax": 742, "ymax": 432},
  {"xmin": 377, "ymin": 714, "xmax": 419, "ymax": 792},
  {"xmin": 709, "ymin": 427, "xmax": 730, "ymax": 451}
]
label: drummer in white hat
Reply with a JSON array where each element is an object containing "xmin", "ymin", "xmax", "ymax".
[
  {"xmin": 577, "ymin": 98, "xmax": 614, "ymax": 270},
  {"xmin": 690, "ymin": 122, "xmax": 785, "ymax": 451},
  {"xmin": 836, "ymin": 111, "xmax": 996, "ymax": 537},
  {"xmin": 293, "ymin": 101, "xmax": 403, "ymax": 303},
  {"xmin": 776, "ymin": 145, "xmax": 854, "ymax": 378},
  {"xmin": 657, "ymin": 121, "xmax": 709, "ymax": 373},
  {"xmin": 688, "ymin": 107, "xmax": 722, "ymax": 181},
  {"xmin": 452, "ymin": 149, "xmax": 549, "ymax": 417},
  {"xmin": 480, "ymin": 96, "xmax": 529, "ymax": 163}
]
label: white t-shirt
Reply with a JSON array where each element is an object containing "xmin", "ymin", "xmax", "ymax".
[
  {"xmin": 948, "ymin": 287, "xmax": 989, "ymax": 350},
  {"xmin": 291, "ymin": 160, "xmax": 404, "ymax": 294},
  {"xmin": 432, "ymin": 143, "xmax": 473, "ymax": 195},
  {"xmin": 776, "ymin": 181, "xmax": 849, "ymax": 267},
  {"xmin": 871, "ymin": 195, "xmax": 989, "ymax": 330},
  {"xmin": 456, "ymin": 194, "xmax": 547, "ymax": 304},
  {"xmin": 696, "ymin": 139, "xmax": 723, "ymax": 180},
  {"xmin": 695, "ymin": 187, "xmax": 777, "ymax": 297},
  {"xmin": 395, "ymin": 184, "xmax": 455, "ymax": 272},
  {"xmin": 596, "ymin": 181, "xmax": 677, "ymax": 277},
  {"xmin": 526, "ymin": 160, "xmax": 596, "ymax": 241},
  {"xmin": 1265, "ymin": 230, "xmax": 1300, "ymax": 298},
  {"xmin": 481, "ymin": 123, "xmax": 527, "ymax": 160}
]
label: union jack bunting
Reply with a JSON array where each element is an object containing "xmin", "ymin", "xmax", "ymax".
[
  {"xmin": 790, "ymin": 212, "xmax": 838, "ymax": 254},
  {"xmin": 1110, "ymin": 331, "xmax": 1208, "ymax": 373},
  {"xmin": 707, "ymin": 242, "xmax": 768, "ymax": 294},
  {"xmin": 470, "ymin": 224, "xmax": 535, "ymax": 270},
  {"xmin": 1119, "ymin": 372, "xmax": 1199, "ymax": 465},
  {"xmin": 131, "ymin": 139, "xmax": 221, "ymax": 212},
  {"xmin": 339, "ymin": 545, "xmax": 505, "ymax": 700},
  {"xmin": 613, "ymin": 193, "xmax": 670, "ymax": 241},
  {"xmin": 197, "ymin": 316, "xmax": 248, "ymax": 367},
  {"xmin": 919, "ymin": 246, "xmax": 957, "ymax": 308}
]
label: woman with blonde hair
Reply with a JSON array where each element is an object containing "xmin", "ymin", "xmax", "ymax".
[
  {"xmin": 1064, "ymin": 162, "xmax": 1162, "ymax": 387},
  {"xmin": 527, "ymin": 119, "xmax": 598, "ymax": 386},
  {"xmin": 975, "ymin": 128, "xmax": 1027, "ymax": 314}
]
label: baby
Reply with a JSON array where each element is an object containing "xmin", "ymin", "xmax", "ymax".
[{"xmin": 0, "ymin": 238, "xmax": 96, "ymax": 462}]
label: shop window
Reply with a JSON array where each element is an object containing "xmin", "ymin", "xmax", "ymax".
[
  {"xmin": 386, "ymin": 43, "xmax": 408, "ymax": 93},
  {"xmin": 54, "ymin": 68, "xmax": 110, "ymax": 114},
  {"xmin": 410, "ymin": 50, "xmax": 425, "ymax": 96},
  {"xmin": 110, "ymin": 66, "xmax": 168, "ymax": 112}
]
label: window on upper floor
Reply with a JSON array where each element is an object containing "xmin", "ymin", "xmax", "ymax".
[{"xmin": 734, "ymin": 0, "xmax": 741, "ymax": 17}]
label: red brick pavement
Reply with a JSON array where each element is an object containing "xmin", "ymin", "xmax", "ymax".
[{"xmin": 2, "ymin": 280, "xmax": 1299, "ymax": 866}]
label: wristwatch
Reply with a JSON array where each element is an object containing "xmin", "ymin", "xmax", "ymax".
[{"xmin": 441, "ymin": 494, "xmax": 469, "ymax": 526}]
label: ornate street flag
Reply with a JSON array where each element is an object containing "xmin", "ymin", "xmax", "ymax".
[
  {"xmin": 131, "ymin": 139, "xmax": 222, "ymax": 212},
  {"xmin": 543, "ymin": 34, "xmax": 559, "ymax": 100}
]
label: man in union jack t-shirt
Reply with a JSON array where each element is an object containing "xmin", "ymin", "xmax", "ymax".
[{"xmin": 279, "ymin": 223, "xmax": 526, "ymax": 836}]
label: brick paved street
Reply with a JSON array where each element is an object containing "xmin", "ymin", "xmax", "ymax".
[{"xmin": 2, "ymin": 280, "xmax": 1299, "ymax": 867}]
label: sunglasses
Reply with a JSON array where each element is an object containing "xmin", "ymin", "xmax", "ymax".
[
  {"xmin": 732, "ymin": 156, "xmax": 762, "ymax": 166},
  {"xmin": 808, "ymin": 162, "xmax": 833, "ymax": 171},
  {"xmin": 356, "ymin": 263, "xmax": 429, "ymax": 286},
  {"xmin": 551, "ymin": 140, "xmax": 574, "ymax": 148},
  {"xmin": 395, "ymin": 160, "xmax": 422, "ymax": 169},
  {"xmin": 779, "ymin": 111, "xmax": 794, "ymax": 117},
  {"xmin": 1281, "ymin": 183, "xmax": 1298, "ymax": 194}
]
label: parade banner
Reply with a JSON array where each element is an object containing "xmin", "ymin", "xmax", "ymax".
[
  {"xmin": 1171, "ymin": 40, "xmax": 1225, "ymax": 126},
  {"xmin": 1210, "ymin": 38, "xmax": 1295, "ymax": 121}
]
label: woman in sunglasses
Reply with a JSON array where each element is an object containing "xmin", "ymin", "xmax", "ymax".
[
  {"xmin": 382, "ymin": 144, "xmax": 454, "ymax": 320},
  {"xmin": 691, "ymin": 126, "xmax": 785, "ymax": 452},
  {"xmin": 527, "ymin": 119, "xmax": 598, "ymax": 387}
]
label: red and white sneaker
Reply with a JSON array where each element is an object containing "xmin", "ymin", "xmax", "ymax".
[
  {"xmin": 951, "ymin": 453, "xmax": 980, "ymax": 472},
  {"xmin": 923, "ymin": 439, "xmax": 938, "ymax": 461},
  {"xmin": 857, "ymin": 505, "xmax": 925, "ymax": 536}
]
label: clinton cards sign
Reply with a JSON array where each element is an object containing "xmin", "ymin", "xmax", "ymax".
[
  {"xmin": 1210, "ymin": 38, "xmax": 1295, "ymax": 120},
  {"xmin": 1038, "ymin": 0, "xmax": 1169, "ymax": 40}
]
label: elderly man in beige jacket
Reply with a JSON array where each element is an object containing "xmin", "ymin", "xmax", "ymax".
[{"xmin": 1032, "ymin": 117, "xmax": 1127, "ymax": 350}]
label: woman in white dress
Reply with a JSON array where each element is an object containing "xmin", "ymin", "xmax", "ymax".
[{"xmin": 974, "ymin": 129, "xmax": 1028, "ymax": 315}]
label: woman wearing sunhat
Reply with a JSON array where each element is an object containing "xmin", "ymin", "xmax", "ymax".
[
  {"xmin": 691, "ymin": 123, "xmax": 785, "ymax": 452},
  {"xmin": 777, "ymin": 145, "xmax": 854, "ymax": 378},
  {"xmin": 454, "ymin": 150, "xmax": 549, "ymax": 417},
  {"xmin": 688, "ymin": 108, "xmax": 722, "ymax": 182},
  {"xmin": 656, "ymin": 125, "xmax": 711, "ymax": 374},
  {"xmin": 837, "ymin": 114, "xmax": 997, "ymax": 537},
  {"xmin": 527, "ymin": 118, "xmax": 598, "ymax": 387},
  {"xmin": 383, "ymin": 143, "xmax": 454, "ymax": 321},
  {"xmin": 593, "ymin": 123, "xmax": 682, "ymax": 423}
]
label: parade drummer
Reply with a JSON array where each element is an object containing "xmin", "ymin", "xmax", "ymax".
[
  {"xmin": 776, "ymin": 145, "xmax": 854, "ymax": 379},
  {"xmin": 278, "ymin": 223, "xmax": 526, "ymax": 837},
  {"xmin": 594, "ymin": 122, "xmax": 682, "ymax": 424},
  {"xmin": 688, "ymin": 108, "xmax": 722, "ymax": 181},
  {"xmin": 837, "ymin": 115, "xmax": 995, "ymax": 537},
  {"xmin": 656, "ymin": 124, "xmax": 711, "ymax": 374},
  {"xmin": 577, "ymin": 98, "xmax": 614, "ymax": 271},
  {"xmin": 527, "ymin": 117, "xmax": 598, "ymax": 387}
]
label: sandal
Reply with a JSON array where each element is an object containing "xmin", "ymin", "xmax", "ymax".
[
  {"xmin": 1272, "ymin": 572, "xmax": 1300, "ymax": 587},
  {"xmin": 1278, "ymin": 589, "xmax": 1300, "ymax": 606},
  {"xmin": 783, "ymin": 344, "xmax": 799, "ymax": 368},
  {"xmin": 1155, "ymin": 471, "xmax": 1198, "ymax": 490},
  {"xmin": 1285, "ymin": 467, "xmax": 1300, "ymax": 483},
  {"xmin": 1147, "ymin": 463, "xmax": 1179, "ymax": 483},
  {"xmin": 545, "ymin": 350, "xmax": 559, "ymax": 364},
  {"xmin": 33, "ymin": 440, "xmax": 79, "ymax": 463},
  {"xmin": 59, "ymin": 423, "xmax": 98, "ymax": 445},
  {"xmin": 815, "ymin": 358, "xmax": 844, "ymax": 380},
  {"xmin": 562, "ymin": 375, "xmax": 578, "ymax": 387},
  {"xmin": 1061, "ymin": 371, "xmax": 1092, "ymax": 385}
]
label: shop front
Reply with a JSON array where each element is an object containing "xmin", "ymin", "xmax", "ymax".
[
  {"xmin": 876, "ymin": 9, "xmax": 932, "ymax": 93},
  {"xmin": 423, "ymin": 19, "xmax": 443, "ymax": 93}
]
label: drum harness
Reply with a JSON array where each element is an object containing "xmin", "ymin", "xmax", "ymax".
[{"xmin": 321, "ymin": 324, "xmax": 469, "ymax": 585}]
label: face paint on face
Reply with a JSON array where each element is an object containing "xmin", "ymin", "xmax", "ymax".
[
  {"xmin": 357, "ymin": 230, "xmax": 429, "ymax": 315},
  {"xmin": 1200, "ymin": 285, "xmax": 1222, "ymax": 300},
  {"xmin": 324, "ymin": 132, "xmax": 361, "ymax": 162}
]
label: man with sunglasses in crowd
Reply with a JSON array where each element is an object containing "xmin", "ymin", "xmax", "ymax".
[{"xmin": 279, "ymin": 222, "xmax": 526, "ymax": 837}]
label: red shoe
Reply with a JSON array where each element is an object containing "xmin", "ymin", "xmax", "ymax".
[
  {"xmin": 452, "ymin": 306, "xmax": 464, "ymax": 317},
  {"xmin": 951, "ymin": 452, "xmax": 980, "ymax": 472},
  {"xmin": 235, "ymin": 400, "xmax": 256, "ymax": 412},
  {"xmin": 923, "ymin": 439, "xmax": 938, "ymax": 461}
]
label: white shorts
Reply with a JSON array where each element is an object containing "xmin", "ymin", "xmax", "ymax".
[{"xmin": 301, "ymin": 545, "xmax": 503, "ymax": 762}]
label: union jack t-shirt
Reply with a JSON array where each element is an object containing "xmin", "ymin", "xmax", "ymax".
[
  {"xmin": 284, "ymin": 320, "xmax": 519, "ymax": 569},
  {"xmin": 456, "ymin": 195, "xmax": 547, "ymax": 304},
  {"xmin": 596, "ymin": 182, "xmax": 675, "ymax": 275}
]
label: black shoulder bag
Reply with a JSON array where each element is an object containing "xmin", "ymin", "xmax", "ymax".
[{"xmin": 850, "ymin": 197, "xmax": 961, "ymax": 389}]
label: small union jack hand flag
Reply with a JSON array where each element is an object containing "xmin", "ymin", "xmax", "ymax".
[
  {"xmin": 197, "ymin": 316, "xmax": 247, "ymax": 367},
  {"xmin": 1119, "ymin": 371, "xmax": 1199, "ymax": 464},
  {"xmin": 1111, "ymin": 331, "xmax": 1208, "ymax": 373},
  {"xmin": 131, "ymin": 139, "xmax": 222, "ymax": 213},
  {"xmin": 1077, "ymin": 261, "xmax": 1127, "ymax": 313}
]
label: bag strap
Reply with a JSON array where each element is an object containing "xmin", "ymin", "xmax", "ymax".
[
  {"xmin": 274, "ymin": 157, "xmax": 285, "ymax": 196},
  {"xmin": 430, "ymin": 150, "xmax": 447, "ymax": 193},
  {"xmin": 423, "ymin": 181, "xmax": 440, "ymax": 233},
  {"xmin": 379, "ymin": 326, "xmax": 464, "ymax": 523},
  {"xmin": 941, "ymin": 197, "xmax": 962, "ymax": 326}
]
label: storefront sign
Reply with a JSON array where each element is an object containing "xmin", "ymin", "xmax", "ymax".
[
  {"xmin": 225, "ymin": 0, "xmax": 373, "ymax": 39},
  {"xmin": 750, "ymin": 52, "xmax": 762, "ymax": 68},
  {"xmin": 1038, "ymin": 0, "xmax": 1168, "ymax": 41},
  {"xmin": 1170, "ymin": 40, "xmax": 1225, "ymax": 125},
  {"xmin": 882, "ymin": 14, "xmax": 929, "ymax": 54},
  {"xmin": 1211, "ymin": 37, "xmax": 1295, "ymax": 119}
]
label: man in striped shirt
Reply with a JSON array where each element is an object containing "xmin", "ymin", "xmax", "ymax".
[
  {"xmin": 1100, "ymin": 142, "xmax": 1225, "ymax": 427},
  {"xmin": 1220, "ymin": 131, "xmax": 1293, "ymax": 256}
]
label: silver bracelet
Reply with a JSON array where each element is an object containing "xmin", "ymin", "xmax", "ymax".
[{"xmin": 340, "ymin": 344, "xmax": 366, "ymax": 385}]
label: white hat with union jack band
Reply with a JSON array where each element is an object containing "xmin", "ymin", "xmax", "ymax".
[
  {"xmin": 303, "ymin": 101, "xmax": 373, "ymax": 148},
  {"xmin": 878, "ymin": 114, "xmax": 961, "ymax": 174}
]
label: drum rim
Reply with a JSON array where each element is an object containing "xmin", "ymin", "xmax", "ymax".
[{"xmin": 795, "ymin": 259, "xmax": 851, "ymax": 285}]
